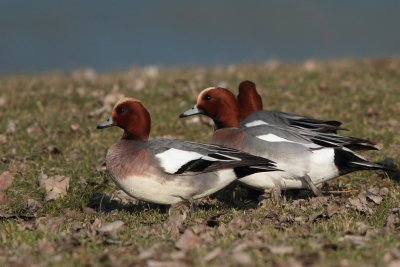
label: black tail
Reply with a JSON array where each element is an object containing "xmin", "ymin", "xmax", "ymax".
[{"xmin": 334, "ymin": 148, "xmax": 388, "ymax": 175}]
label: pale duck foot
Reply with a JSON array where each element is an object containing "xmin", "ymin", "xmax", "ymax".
[
  {"xmin": 164, "ymin": 198, "xmax": 192, "ymax": 234},
  {"xmin": 303, "ymin": 174, "xmax": 322, "ymax": 196}
]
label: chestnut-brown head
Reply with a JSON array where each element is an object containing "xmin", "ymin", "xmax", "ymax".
[
  {"xmin": 97, "ymin": 97, "xmax": 151, "ymax": 140},
  {"xmin": 237, "ymin": 80, "xmax": 263, "ymax": 120},
  {"xmin": 179, "ymin": 87, "xmax": 240, "ymax": 129}
]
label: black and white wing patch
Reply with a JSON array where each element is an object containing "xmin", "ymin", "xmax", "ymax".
[{"xmin": 154, "ymin": 146, "xmax": 278, "ymax": 175}]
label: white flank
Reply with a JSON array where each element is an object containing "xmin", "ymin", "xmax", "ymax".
[
  {"xmin": 114, "ymin": 170, "xmax": 237, "ymax": 205},
  {"xmin": 238, "ymin": 171, "xmax": 304, "ymax": 190},
  {"xmin": 194, "ymin": 169, "xmax": 236, "ymax": 198},
  {"xmin": 308, "ymin": 148, "xmax": 338, "ymax": 183},
  {"xmin": 257, "ymin": 133, "xmax": 296, "ymax": 143},
  {"xmin": 244, "ymin": 120, "xmax": 269, "ymax": 127}
]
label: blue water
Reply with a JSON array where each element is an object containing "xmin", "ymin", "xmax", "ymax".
[{"xmin": 1, "ymin": 0, "xmax": 399, "ymax": 74}]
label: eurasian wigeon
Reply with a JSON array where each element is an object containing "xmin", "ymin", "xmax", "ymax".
[
  {"xmin": 97, "ymin": 97, "xmax": 280, "ymax": 206},
  {"xmin": 238, "ymin": 80, "xmax": 378, "ymax": 151},
  {"xmin": 238, "ymin": 80, "xmax": 343, "ymax": 133},
  {"xmin": 180, "ymin": 87, "xmax": 387, "ymax": 198}
]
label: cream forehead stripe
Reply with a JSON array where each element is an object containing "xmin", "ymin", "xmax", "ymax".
[
  {"xmin": 113, "ymin": 97, "xmax": 140, "ymax": 109},
  {"xmin": 197, "ymin": 87, "xmax": 217, "ymax": 103}
]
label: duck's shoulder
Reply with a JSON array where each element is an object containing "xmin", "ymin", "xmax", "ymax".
[{"xmin": 212, "ymin": 128, "xmax": 245, "ymax": 149}]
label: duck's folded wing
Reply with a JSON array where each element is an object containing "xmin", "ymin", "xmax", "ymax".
[
  {"xmin": 243, "ymin": 122, "xmax": 378, "ymax": 151},
  {"xmin": 149, "ymin": 139, "xmax": 279, "ymax": 175},
  {"xmin": 243, "ymin": 124, "xmax": 315, "ymax": 146},
  {"xmin": 296, "ymin": 130, "xmax": 379, "ymax": 151},
  {"xmin": 241, "ymin": 110, "xmax": 344, "ymax": 133}
]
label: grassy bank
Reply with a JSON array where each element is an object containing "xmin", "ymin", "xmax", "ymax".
[{"xmin": 0, "ymin": 59, "xmax": 399, "ymax": 266}]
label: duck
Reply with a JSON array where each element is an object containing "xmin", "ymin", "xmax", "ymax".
[
  {"xmin": 97, "ymin": 97, "xmax": 280, "ymax": 206},
  {"xmin": 238, "ymin": 80, "xmax": 343, "ymax": 133},
  {"xmin": 180, "ymin": 87, "xmax": 387, "ymax": 198},
  {"xmin": 237, "ymin": 80, "xmax": 378, "ymax": 151}
]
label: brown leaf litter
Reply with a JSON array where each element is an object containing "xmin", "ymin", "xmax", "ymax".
[
  {"xmin": 0, "ymin": 171, "xmax": 14, "ymax": 204},
  {"xmin": 5, "ymin": 119, "xmax": 17, "ymax": 135},
  {"xmin": 347, "ymin": 187, "xmax": 388, "ymax": 215},
  {"xmin": 35, "ymin": 216, "xmax": 64, "ymax": 233},
  {"xmin": 96, "ymin": 220, "xmax": 125, "ymax": 239},
  {"xmin": 175, "ymin": 229, "xmax": 203, "ymax": 251},
  {"xmin": 25, "ymin": 198, "xmax": 43, "ymax": 212},
  {"xmin": 38, "ymin": 173, "xmax": 70, "ymax": 201},
  {"xmin": 385, "ymin": 207, "xmax": 400, "ymax": 231}
]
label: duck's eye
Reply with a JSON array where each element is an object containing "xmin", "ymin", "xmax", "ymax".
[
  {"xmin": 204, "ymin": 95, "xmax": 212, "ymax": 101},
  {"xmin": 117, "ymin": 107, "xmax": 126, "ymax": 114}
]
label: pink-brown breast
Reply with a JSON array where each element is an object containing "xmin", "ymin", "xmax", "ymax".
[
  {"xmin": 211, "ymin": 128, "xmax": 245, "ymax": 150},
  {"xmin": 106, "ymin": 140, "xmax": 157, "ymax": 180}
]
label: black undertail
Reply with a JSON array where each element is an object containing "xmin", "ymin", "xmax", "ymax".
[{"xmin": 334, "ymin": 148, "xmax": 387, "ymax": 175}]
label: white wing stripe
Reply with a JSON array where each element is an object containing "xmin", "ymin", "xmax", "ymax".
[
  {"xmin": 244, "ymin": 120, "xmax": 269, "ymax": 127},
  {"xmin": 257, "ymin": 133, "xmax": 297, "ymax": 143}
]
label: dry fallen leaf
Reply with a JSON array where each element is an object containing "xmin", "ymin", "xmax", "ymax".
[
  {"xmin": 25, "ymin": 198, "xmax": 43, "ymax": 212},
  {"xmin": 70, "ymin": 124, "xmax": 79, "ymax": 131},
  {"xmin": 0, "ymin": 96, "xmax": 6, "ymax": 108},
  {"xmin": 0, "ymin": 171, "xmax": 14, "ymax": 204},
  {"xmin": 204, "ymin": 247, "xmax": 223, "ymax": 263},
  {"xmin": 355, "ymin": 221, "xmax": 369, "ymax": 234},
  {"xmin": 267, "ymin": 245, "xmax": 294, "ymax": 255},
  {"xmin": 175, "ymin": 229, "xmax": 203, "ymax": 251},
  {"xmin": 338, "ymin": 234, "xmax": 369, "ymax": 248},
  {"xmin": 109, "ymin": 190, "xmax": 139, "ymax": 205},
  {"xmin": 366, "ymin": 187, "xmax": 384, "ymax": 204},
  {"xmin": 37, "ymin": 238, "xmax": 57, "ymax": 255},
  {"xmin": 347, "ymin": 191, "xmax": 374, "ymax": 215},
  {"xmin": 232, "ymin": 251, "xmax": 252, "ymax": 265},
  {"xmin": 35, "ymin": 216, "xmax": 64, "ymax": 233},
  {"xmin": 385, "ymin": 208, "xmax": 400, "ymax": 231},
  {"xmin": 38, "ymin": 173, "xmax": 70, "ymax": 201},
  {"xmin": 327, "ymin": 201, "xmax": 344, "ymax": 218},
  {"xmin": 97, "ymin": 220, "xmax": 124, "ymax": 239},
  {"xmin": 308, "ymin": 196, "xmax": 329, "ymax": 208},
  {"xmin": 308, "ymin": 210, "xmax": 326, "ymax": 223},
  {"xmin": 165, "ymin": 202, "xmax": 191, "ymax": 235},
  {"xmin": 5, "ymin": 119, "xmax": 17, "ymax": 135},
  {"xmin": 147, "ymin": 260, "xmax": 188, "ymax": 267}
]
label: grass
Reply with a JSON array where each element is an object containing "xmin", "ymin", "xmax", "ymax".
[{"xmin": 0, "ymin": 58, "xmax": 399, "ymax": 266}]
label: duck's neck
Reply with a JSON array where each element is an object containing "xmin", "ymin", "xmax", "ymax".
[
  {"xmin": 121, "ymin": 130, "xmax": 149, "ymax": 141},
  {"xmin": 214, "ymin": 108, "xmax": 241, "ymax": 129}
]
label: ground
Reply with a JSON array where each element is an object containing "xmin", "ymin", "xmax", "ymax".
[{"xmin": 0, "ymin": 59, "xmax": 399, "ymax": 267}]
